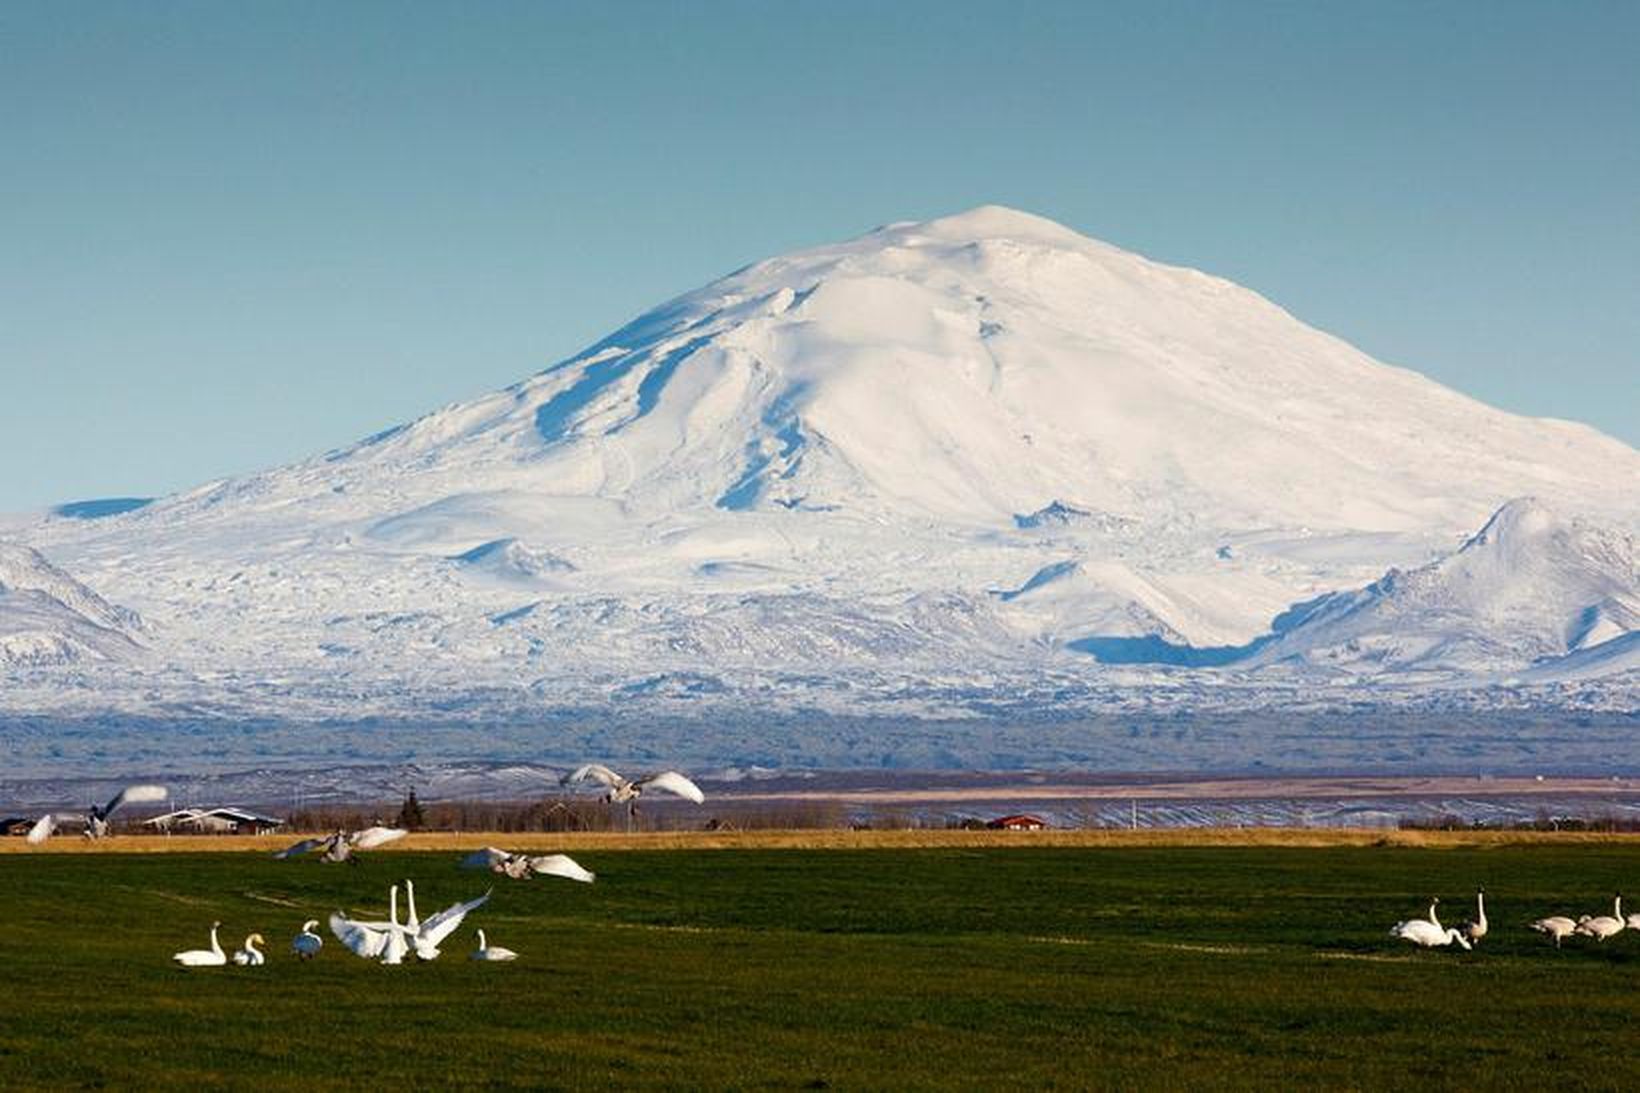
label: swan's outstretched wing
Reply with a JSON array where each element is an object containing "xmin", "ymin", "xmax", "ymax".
[
  {"xmin": 459, "ymin": 847, "xmax": 512, "ymax": 870},
  {"xmin": 273, "ymin": 837, "xmax": 328, "ymax": 860},
  {"xmin": 25, "ymin": 814, "xmax": 56, "ymax": 844},
  {"xmin": 350, "ymin": 826, "xmax": 407, "ymax": 850},
  {"xmin": 562, "ymin": 764, "xmax": 622, "ymax": 789},
  {"xmin": 328, "ymin": 911, "xmax": 390, "ymax": 958},
  {"xmin": 416, "ymin": 889, "xmax": 491, "ymax": 948},
  {"xmin": 101, "ymin": 784, "xmax": 168, "ymax": 818},
  {"xmin": 526, "ymin": 853, "xmax": 595, "ymax": 883},
  {"xmin": 638, "ymin": 771, "xmax": 705, "ymax": 803}
]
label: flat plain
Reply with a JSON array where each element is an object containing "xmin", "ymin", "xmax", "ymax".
[{"xmin": 3, "ymin": 840, "xmax": 1638, "ymax": 1089}]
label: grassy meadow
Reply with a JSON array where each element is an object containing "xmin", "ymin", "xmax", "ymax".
[{"xmin": 2, "ymin": 842, "xmax": 1638, "ymax": 1089}]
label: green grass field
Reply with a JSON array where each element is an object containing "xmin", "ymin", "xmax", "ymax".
[{"xmin": 3, "ymin": 845, "xmax": 1637, "ymax": 1089}]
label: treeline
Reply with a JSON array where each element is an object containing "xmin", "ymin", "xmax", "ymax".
[
  {"xmin": 279, "ymin": 798, "xmax": 932, "ymax": 834},
  {"xmin": 1399, "ymin": 811, "xmax": 1640, "ymax": 833}
]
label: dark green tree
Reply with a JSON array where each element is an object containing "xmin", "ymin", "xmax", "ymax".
[{"xmin": 395, "ymin": 787, "xmax": 426, "ymax": 831}]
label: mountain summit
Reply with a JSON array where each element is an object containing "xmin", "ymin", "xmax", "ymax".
[
  {"xmin": 154, "ymin": 204, "xmax": 1633, "ymax": 540},
  {"xmin": 7, "ymin": 207, "xmax": 1638, "ymax": 743}
]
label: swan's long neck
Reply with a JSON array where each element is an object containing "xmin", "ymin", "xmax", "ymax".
[
  {"xmin": 1428, "ymin": 902, "xmax": 1441, "ymax": 929},
  {"xmin": 247, "ymin": 936, "xmax": 261, "ymax": 956},
  {"xmin": 1477, "ymin": 891, "xmax": 1486, "ymax": 925},
  {"xmin": 405, "ymin": 880, "xmax": 419, "ymax": 929},
  {"xmin": 210, "ymin": 925, "xmax": 222, "ymax": 956},
  {"xmin": 389, "ymin": 884, "xmax": 400, "ymax": 929},
  {"xmin": 1615, "ymin": 895, "xmax": 1623, "ymax": 920},
  {"xmin": 477, "ymin": 929, "xmax": 488, "ymax": 950}
]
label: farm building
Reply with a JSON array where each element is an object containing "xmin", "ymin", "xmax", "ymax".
[
  {"xmin": 987, "ymin": 814, "xmax": 1048, "ymax": 831},
  {"xmin": 142, "ymin": 808, "xmax": 207, "ymax": 832},
  {"xmin": 143, "ymin": 807, "xmax": 286, "ymax": 835}
]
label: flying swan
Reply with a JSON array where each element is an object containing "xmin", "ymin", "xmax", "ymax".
[
  {"xmin": 459, "ymin": 847, "xmax": 596, "ymax": 883},
  {"xmin": 560, "ymin": 765, "xmax": 705, "ymax": 824},
  {"xmin": 27, "ymin": 784, "xmax": 169, "ymax": 843},
  {"xmin": 274, "ymin": 826, "xmax": 409, "ymax": 863}
]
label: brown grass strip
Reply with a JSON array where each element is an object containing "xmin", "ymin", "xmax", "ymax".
[{"xmin": 5, "ymin": 827, "xmax": 1639, "ymax": 854}]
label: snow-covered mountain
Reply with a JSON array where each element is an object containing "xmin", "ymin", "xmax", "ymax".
[{"xmin": 4, "ymin": 205, "xmax": 1636, "ymax": 760}]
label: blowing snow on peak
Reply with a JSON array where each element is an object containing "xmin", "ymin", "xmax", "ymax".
[{"xmin": 5, "ymin": 207, "xmax": 1637, "ymax": 769}]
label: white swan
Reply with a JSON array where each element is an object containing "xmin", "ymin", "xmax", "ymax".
[
  {"xmin": 27, "ymin": 783, "xmax": 169, "ymax": 843},
  {"xmin": 410, "ymin": 887, "xmax": 491, "ymax": 961},
  {"xmin": 1574, "ymin": 893, "xmax": 1625, "ymax": 941},
  {"xmin": 328, "ymin": 884, "xmax": 413, "ymax": 963},
  {"xmin": 329, "ymin": 909, "xmax": 388, "ymax": 960},
  {"xmin": 561, "ymin": 765, "xmax": 705, "ymax": 805},
  {"xmin": 274, "ymin": 826, "xmax": 408, "ymax": 863},
  {"xmin": 1457, "ymin": 888, "xmax": 1488, "ymax": 945},
  {"xmin": 352, "ymin": 826, "xmax": 410, "ymax": 850},
  {"xmin": 292, "ymin": 920, "xmax": 323, "ymax": 959},
  {"xmin": 380, "ymin": 884, "xmax": 410, "ymax": 964},
  {"xmin": 459, "ymin": 847, "xmax": 595, "ymax": 883},
  {"xmin": 232, "ymin": 933, "xmax": 266, "ymax": 966},
  {"xmin": 1531, "ymin": 915, "xmax": 1577, "ymax": 948},
  {"xmin": 1389, "ymin": 897, "xmax": 1472, "ymax": 950},
  {"xmin": 173, "ymin": 921, "xmax": 228, "ymax": 966},
  {"xmin": 328, "ymin": 882, "xmax": 489, "ymax": 963},
  {"xmin": 470, "ymin": 928, "xmax": 517, "ymax": 962}
]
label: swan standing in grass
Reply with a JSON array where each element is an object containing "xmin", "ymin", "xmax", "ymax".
[
  {"xmin": 26, "ymin": 784, "xmax": 169, "ymax": 843},
  {"xmin": 1574, "ymin": 894, "xmax": 1625, "ymax": 941},
  {"xmin": 1457, "ymin": 889, "xmax": 1488, "ymax": 945},
  {"xmin": 232, "ymin": 934, "xmax": 266, "ymax": 966},
  {"xmin": 459, "ymin": 847, "xmax": 596, "ymax": 883},
  {"xmin": 1389, "ymin": 897, "xmax": 1472, "ymax": 950},
  {"xmin": 470, "ymin": 929, "xmax": 517, "ymax": 962},
  {"xmin": 292, "ymin": 920, "xmax": 323, "ymax": 959},
  {"xmin": 1531, "ymin": 916, "xmax": 1578, "ymax": 948},
  {"xmin": 173, "ymin": 922, "xmax": 228, "ymax": 967}
]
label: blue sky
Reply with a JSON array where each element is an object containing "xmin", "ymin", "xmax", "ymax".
[{"xmin": 3, "ymin": 1, "xmax": 1636, "ymax": 511}]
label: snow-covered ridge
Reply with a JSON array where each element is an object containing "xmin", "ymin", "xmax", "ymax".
[
  {"xmin": 0, "ymin": 543, "xmax": 144, "ymax": 666},
  {"xmin": 5, "ymin": 206, "xmax": 1637, "ymax": 751},
  {"xmin": 1071, "ymin": 498, "xmax": 1638, "ymax": 678}
]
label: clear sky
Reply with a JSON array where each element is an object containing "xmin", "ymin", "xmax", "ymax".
[{"xmin": 3, "ymin": 1, "xmax": 1636, "ymax": 511}]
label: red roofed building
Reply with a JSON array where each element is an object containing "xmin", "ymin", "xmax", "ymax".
[{"xmin": 987, "ymin": 814, "xmax": 1048, "ymax": 830}]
